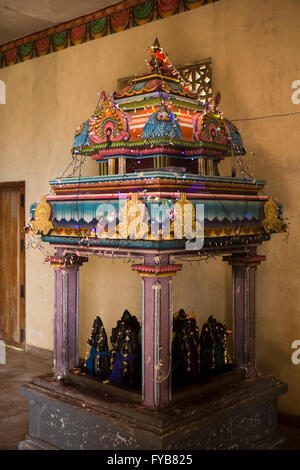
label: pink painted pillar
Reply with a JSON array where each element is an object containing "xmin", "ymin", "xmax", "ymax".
[
  {"xmin": 51, "ymin": 252, "xmax": 87, "ymax": 378},
  {"xmin": 132, "ymin": 254, "xmax": 182, "ymax": 408},
  {"xmin": 223, "ymin": 248, "xmax": 266, "ymax": 378}
]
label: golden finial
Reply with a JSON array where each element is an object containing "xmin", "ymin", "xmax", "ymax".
[{"xmin": 152, "ymin": 38, "xmax": 161, "ymax": 50}]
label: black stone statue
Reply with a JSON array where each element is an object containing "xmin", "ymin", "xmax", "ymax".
[
  {"xmin": 110, "ymin": 309, "xmax": 141, "ymax": 388},
  {"xmin": 200, "ymin": 315, "xmax": 231, "ymax": 372},
  {"xmin": 172, "ymin": 310, "xmax": 201, "ymax": 388},
  {"xmin": 85, "ymin": 316, "xmax": 110, "ymax": 381},
  {"xmin": 184, "ymin": 317, "xmax": 201, "ymax": 381},
  {"xmin": 200, "ymin": 322, "xmax": 214, "ymax": 370}
]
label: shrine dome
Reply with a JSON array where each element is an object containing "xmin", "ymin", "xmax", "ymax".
[
  {"xmin": 224, "ymin": 118, "xmax": 246, "ymax": 156},
  {"xmin": 142, "ymin": 106, "xmax": 182, "ymax": 139},
  {"xmin": 71, "ymin": 39, "xmax": 246, "ymax": 176}
]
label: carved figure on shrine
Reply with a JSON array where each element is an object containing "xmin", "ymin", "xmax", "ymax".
[
  {"xmin": 72, "ymin": 119, "xmax": 91, "ymax": 149},
  {"xmin": 89, "ymin": 92, "xmax": 130, "ymax": 145}
]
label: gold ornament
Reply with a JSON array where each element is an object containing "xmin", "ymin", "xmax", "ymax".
[
  {"xmin": 31, "ymin": 195, "xmax": 53, "ymax": 235},
  {"xmin": 262, "ymin": 196, "xmax": 285, "ymax": 233},
  {"xmin": 186, "ymin": 312, "xmax": 197, "ymax": 320},
  {"xmin": 171, "ymin": 192, "xmax": 196, "ymax": 239},
  {"xmin": 119, "ymin": 193, "xmax": 149, "ymax": 240}
]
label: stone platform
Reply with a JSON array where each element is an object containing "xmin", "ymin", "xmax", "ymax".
[{"xmin": 19, "ymin": 370, "xmax": 287, "ymax": 450}]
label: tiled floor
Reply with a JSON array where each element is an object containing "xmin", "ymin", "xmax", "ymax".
[
  {"xmin": 278, "ymin": 423, "xmax": 300, "ymax": 450},
  {"xmin": 0, "ymin": 346, "xmax": 299, "ymax": 450},
  {"xmin": 0, "ymin": 346, "xmax": 52, "ymax": 450}
]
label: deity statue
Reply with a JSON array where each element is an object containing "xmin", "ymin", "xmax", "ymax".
[
  {"xmin": 200, "ymin": 315, "xmax": 231, "ymax": 372},
  {"xmin": 85, "ymin": 316, "xmax": 110, "ymax": 381},
  {"xmin": 172, "ymin": 310, "xmax": 201, "ymax": 388},
  {"xmin": 110, "ymin": 310, "xmax": 141, "ymax": 388},
  {"xmin": 200, "ymin": 322, "xmax": 214, "ymax": 371}
]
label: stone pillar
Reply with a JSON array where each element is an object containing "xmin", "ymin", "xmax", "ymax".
[
  {"xmin": 47, "ymin": 252, "xmax": 88, "ymax": 378},
  {"xmin": 132, "ymin": 254, "xmax": 182, "ymax": 408},
  {"xmin": 154, "ymin": 156, "xmax": 170, "ymax": 169},
  {"xmin": 108, "ymin": 158, "xmax": 116, "ymax": 175},
  {"xmin": 198, "ymin": 158, "xmax": 205, "ymax": 175},
  {"xmin": 223, "ymin": 248, "xmax": 265, "ymax": 378},
  {"xmin": 213, "ymin": 160, "xmax": 219, "ymax": 176},
  {"xmin": 208, "ymin": 159, "xmax": 214, "ymax": 176},
  {"xmin": 118, "ymin": 157, "xmax": 126, "ymax": 174},
  {"xmin": 99, "ymin": 161, "xmax": 108, "ymax": 176}
]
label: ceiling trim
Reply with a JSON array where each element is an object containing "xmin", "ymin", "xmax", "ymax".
[
  {"xmin": 0, "ymin": 0, "xmax": 144, "ymax": 51},
  {"xmin": 0, "ymin": 0, "xmax": 219, "ymax": 69}
]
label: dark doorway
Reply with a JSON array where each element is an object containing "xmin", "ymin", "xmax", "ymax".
[{"xmin": 0, "ymin": 181, "xmax": 25, "ymax": 347}]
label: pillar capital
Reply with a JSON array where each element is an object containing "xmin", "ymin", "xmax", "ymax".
[
  {"xmin": 132, "ymin": 253, "xmax": 182, "ymax": 278},
  {"xmin": 131, "ymin": 263, "xmax": 182, "ymax": 277},
  {"xmin": 223, "ymin": 253, "xmax": 266, "ymax": 268},
  {"xmin": 45, "ymin": 254, "xmax": 88, "ymax": 269}
]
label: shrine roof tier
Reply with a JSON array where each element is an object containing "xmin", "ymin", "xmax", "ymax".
[
  {"xmin": 114, "ymin": 73, "xmax": 197, "ymax": 101},
  {"xmin": 29, "ymin": 170, "xmax": 286, "ymax": 253},
  {"xmin": 73, "ymin": 93, "xmax": 243, "ymax": 162},
  {"xmin": 71, "ymin": 41, "xmax": 245, "ymax": 166},
  {"xmin": 49, "ymin": 172, "xmax": 266, "ymax": 197},
  {"xmin": 86, "ymin": 138, "xmax": 229, "ymax": 160},
  {"xmin": 37, "ymin": 195, "xmax": 267, "ymax": 228},
  {"xmin": 115, "ymin": 91, "xmax": 201, "ymax": 112}
]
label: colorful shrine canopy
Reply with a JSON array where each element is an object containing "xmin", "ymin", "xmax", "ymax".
[
  {"xmin": 29, "ymin": 40, "xmax": 285, "ymax": 252},
  {"xmin": 72, "ymin": 39, "xmax": 245, "ymax": 172}
]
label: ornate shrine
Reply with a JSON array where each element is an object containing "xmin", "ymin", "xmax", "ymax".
[{"xmin": 20, "ymin": 40, "xmax": 287, "ymax": 450}]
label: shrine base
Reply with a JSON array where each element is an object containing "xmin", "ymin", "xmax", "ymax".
[{"xmin": 18, "ymin": 371, "xmax": 287, "ymax": 450}]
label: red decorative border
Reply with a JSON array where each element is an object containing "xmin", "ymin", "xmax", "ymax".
[
  {"xmin": 45, "ymin": 255, "xmax": 88, "ymax": 267},
  {"xmin": 0, "ymin": 0, "xmax": 219, "ymax": 69},
  {"xmin": 223, "ymin": 255, "xmax": 266, "ymax": 265},
  {"xmin": 131, "ymin": 263, "xmax": 182, "ymax": 273},
  {"xmin": 0, "ymin": 0, "xmax": 145, "ymax": 52}
]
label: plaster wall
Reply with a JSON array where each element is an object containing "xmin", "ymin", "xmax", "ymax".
[{"xmin": 0, "ymin": 0, "xmax": 299, "ymax": 414}]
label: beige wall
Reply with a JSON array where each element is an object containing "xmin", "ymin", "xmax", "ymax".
[{"xmin": 1, "ymin": 0, "xmax": 299, "ymax": 414}]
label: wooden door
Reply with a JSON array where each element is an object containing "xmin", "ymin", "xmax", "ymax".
[{"xmin": 0, "ymin": 182, "xmax": 25, "ymax": 347}]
